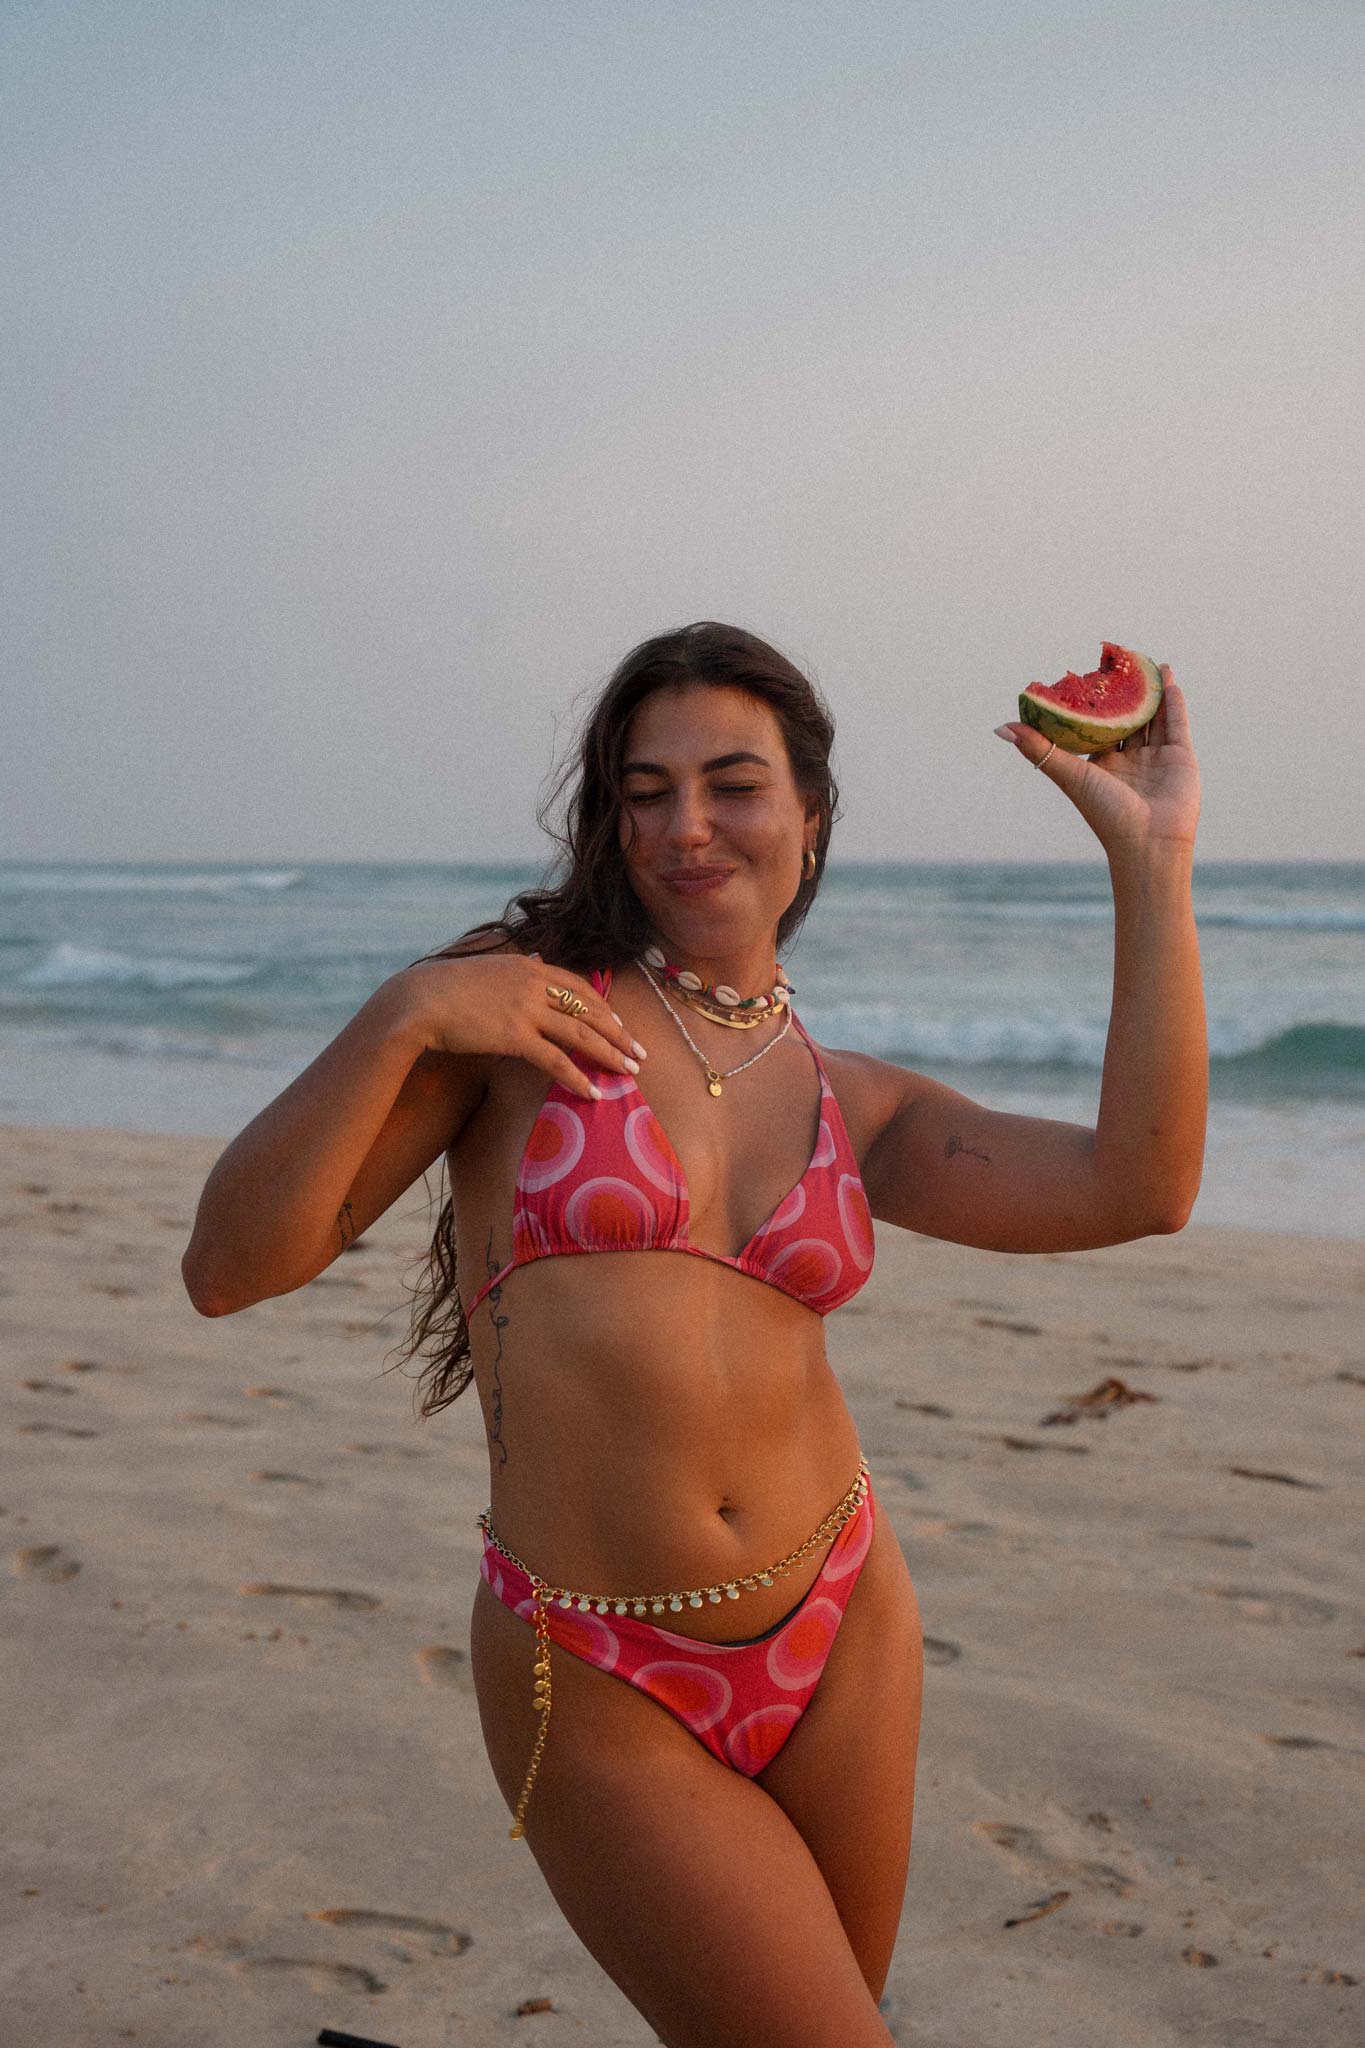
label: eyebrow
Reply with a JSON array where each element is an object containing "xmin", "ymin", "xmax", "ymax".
[{"xmin": 621, "ymin": 751, "xmax": 773, "ymax": 777}]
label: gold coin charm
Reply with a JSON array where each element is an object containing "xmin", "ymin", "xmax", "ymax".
[{"xmin": 707, "ymin": 1073, "xmax": 723, "ymax": 1097}]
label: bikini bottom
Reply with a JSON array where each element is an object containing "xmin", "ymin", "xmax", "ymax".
[{"xmin": 479, "ymin": 1477, "xmax": 876, "ymax": 1780}]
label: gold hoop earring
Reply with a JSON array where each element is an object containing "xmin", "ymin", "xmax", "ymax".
[{"xmin": 802, "ymin": 848, "xmax": 817, "ymax": 880}]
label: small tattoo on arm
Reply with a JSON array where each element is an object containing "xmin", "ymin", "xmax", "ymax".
[
  {"xmin": 945, "ymin": 1133, "xmax": 991, "ymax": 1165},
  {"xmin": 336, "ymin": 1201, "xmax": 356, "ymax": 1249},
  {"xmin": 484, "ymin": 1226, "xmax": 510, "ymax": 1468}
]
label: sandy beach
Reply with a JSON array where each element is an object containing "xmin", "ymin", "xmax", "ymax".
[{"xmin": 3, "ymin": 1119, "xmax": 1361, "ymax": 2047}]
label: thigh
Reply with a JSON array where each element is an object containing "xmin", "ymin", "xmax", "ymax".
[
  {"xmin": 757, "ymin": 1495, "xmax": 924, "ymax": 2004},
  {"xmin": 469, "ymin": 1576, "xmax": 896, "ymax": 2048}
]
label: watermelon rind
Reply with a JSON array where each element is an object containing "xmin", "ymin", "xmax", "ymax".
[{"xmin": 1017, "ymin": 645, "xmax": 1163, "ymax": 754}]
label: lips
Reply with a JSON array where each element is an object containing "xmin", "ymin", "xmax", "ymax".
[{"xmin": 662, "ymin": 867, "xmax": 734, "ymax": 894}]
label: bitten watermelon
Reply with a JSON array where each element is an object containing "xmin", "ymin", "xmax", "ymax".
[{"xmin": 1018, "ymin": 644, "xmax": 1163, "ymax": 755}]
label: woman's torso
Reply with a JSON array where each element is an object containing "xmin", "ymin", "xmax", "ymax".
[{"xmin": 447, "ymin": 959, "xmax": 882, "ymax": 1640}]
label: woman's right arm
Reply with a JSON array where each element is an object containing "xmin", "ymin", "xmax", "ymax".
[{"xmin": 180, "ymin": 950, "xmax": 642, "ymax": 1317}]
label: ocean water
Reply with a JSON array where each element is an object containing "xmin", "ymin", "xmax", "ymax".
[{"xmin": 2, "ymin": 860, "xmax": 1362, "ymax": 1240}]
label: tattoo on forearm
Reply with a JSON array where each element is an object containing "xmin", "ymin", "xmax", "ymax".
[
  {"xmin": 945, "ymin": 1134, "xmax": 991, "ymax": 1165},
  {"xmin": 336, "ymin": 1200, "xmax": 356, "ymax": 1249},
  {"xmin": 484, "ymin": 1226, "xmax": 510, "ymax": 1468}
]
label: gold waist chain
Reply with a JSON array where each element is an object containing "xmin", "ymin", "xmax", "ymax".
[{"xmin": 477, "ymin": 1453, "xmax": 871, "ymax": 1840}]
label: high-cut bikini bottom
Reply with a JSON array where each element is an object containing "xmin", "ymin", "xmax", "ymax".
[{"xmin": 479, "ymin": 1477, "xmax": 877, "ymax": 1778}]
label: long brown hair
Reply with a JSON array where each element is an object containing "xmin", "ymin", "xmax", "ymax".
[{"xmin": 386, "ymin": 621, "xmax": 840, "ymax": 1416}]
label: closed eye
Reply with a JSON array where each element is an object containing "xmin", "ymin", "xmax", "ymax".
[{"xmin": 625, "ymin": 784, "xmax": 761, "ymax": 804}]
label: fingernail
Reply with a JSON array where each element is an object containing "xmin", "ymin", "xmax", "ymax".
[
  {"xmin": 631, "ymin": 1038, "xmax": 648, "ymax": 1058},
  {"xmin": 611, "ymin": 1011, "xmax": 623, "ymax": 1024},
  {"xmin": 589, "ymin": 1083, "xmax": 602, "ymax": 1100},
  {"xmin": 623, "ymin": 1055, "xmax": 640, "ymax": 1073},
  {"xmin": 992, "ymin": 724, "xmax": 1015, "ymax": 741}
]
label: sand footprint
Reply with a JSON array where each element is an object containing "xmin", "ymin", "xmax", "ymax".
[
  {"xmin": 923, "ymin": 1637, "xmax": 962, "ymax": 1666},
  {"xmin": 238, "ymin": 1582, "xmax": 381, "ymax": 1612},
  {"xmin": 11, "ymin": 1544, "xmax": 81, "ymax": 1583},
  {"xmin": 989, "ymin": 1434, "xmax": 1090, "ymax": 1456},
  {"xmin": 1227, "ymin": 1464, "xmax": 1325, "ymax": 1490},
  {"xmin": 244, "ymin": 1385, "xmax": 311, "ymax": 1406},
  {"xmin": 307, "ymin": 1907, "xmax": 472, "ymax": 1957},
  {"xmin": 1197, "ymin": 1584, "xmax": 1337, "ymax": 1626},
  {"xmin": 232, "ymin": 1955, "xmax": 385, "ymax": 1994},
  {"xmin": 20, "ymin": 1378, "xmax": 77, "ymax": 1396},
  {"xmin": 175, "ymin": 1411, "xmax": 254, "ymax": 1429},
  {"xmin": 343, "ymin": 1442, "xmax": 431, "ymax": 1459},
  {"xmin": 973, "ymin": 1820, "xmax": 1134, "ymax": 1896},
  {"xmin": 248, "ymin": 1470, "xmax": 323, "ymax": 1488},
  {"xmin": 17, "ymin": 1421, "xmax": 99, "ymax": 1438},
  {"xmin": 415, "ymin": 1644, "xmax": 472, "ymax": 1689}
]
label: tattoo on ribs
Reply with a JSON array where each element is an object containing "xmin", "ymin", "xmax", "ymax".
[
  {"xmin": 484, "ymin": 1226, "xmax": 510, "ymax": 1468},
  {"xmin": 945, "ymin": 1133, "xmax": 991, "ymax": 1165},
  {"xmin": 336, "ymin": 1200, "xmax": 357, "ymax": 1249}
]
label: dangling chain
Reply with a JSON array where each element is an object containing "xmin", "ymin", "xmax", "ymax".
[
  {"xmin": 479, "ymin": 1455, "xmax": 870, "ymax": 1841},
  {"xmin": 508, "ymin": 1589, "xmax": 554, "ymax": 1840}
]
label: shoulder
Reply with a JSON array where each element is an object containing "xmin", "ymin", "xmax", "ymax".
[{"xmin": 801, "ymin": 1037, "xmax": 925, "ymax": 1161}]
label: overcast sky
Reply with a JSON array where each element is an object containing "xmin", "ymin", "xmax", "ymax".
[{"xmin": 5, "ymin": 0, "xmax": 1362, "ymax": 865}]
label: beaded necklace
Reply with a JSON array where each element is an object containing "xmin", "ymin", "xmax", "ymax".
[{"xmin": 637, "ymin": 962, "xmax": 793, "ymax": 1096}]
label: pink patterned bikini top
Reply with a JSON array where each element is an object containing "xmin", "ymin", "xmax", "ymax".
[{"xmin": 466, "ymin": 965, "xmax": 876, "ymax": 1320}]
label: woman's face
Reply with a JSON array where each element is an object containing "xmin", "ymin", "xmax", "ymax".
[{"xmin": 616, "ymin": 683, "xmax": 819, "ymax": 958}]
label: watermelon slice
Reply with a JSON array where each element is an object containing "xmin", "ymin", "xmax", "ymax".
[{"xmin": 1018, "ymin": 644, "xmax": 1163, "ymax": 755}]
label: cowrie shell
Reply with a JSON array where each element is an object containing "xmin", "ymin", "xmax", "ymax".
[
  {"xmin": 714, "ymin": 984, "xmax": 740, "ymax": 1007},
  {"xmin": 677, "ymin": 970, "xmax": 703, "ymax": 991}
]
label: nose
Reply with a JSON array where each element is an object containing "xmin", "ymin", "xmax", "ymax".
[{"xmin": 662, "ymin": 783, "xmax": 713, "ymax": 850}]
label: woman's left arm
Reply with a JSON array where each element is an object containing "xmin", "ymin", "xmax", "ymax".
[{"xmin": 861, "ymin": 673, "xmax": 1207, "ymax": 1251}]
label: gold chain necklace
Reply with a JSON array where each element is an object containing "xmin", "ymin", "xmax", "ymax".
[{"xmin": 637, "ymin": 962, "xmax": 793, "ymax": 1096}]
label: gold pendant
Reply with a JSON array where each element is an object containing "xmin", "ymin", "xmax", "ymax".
[{"xmin": 707, "ymin": 1072, "xmax": 723, "ymax": 1097}]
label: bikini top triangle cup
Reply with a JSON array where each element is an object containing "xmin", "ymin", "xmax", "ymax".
[{"xmin": 466, "ymin": 966, "xmax": 876, "ymax": 1319}]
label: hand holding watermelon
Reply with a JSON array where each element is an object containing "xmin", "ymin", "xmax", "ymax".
[{"xmin": 993, "ymin": 645, "xmax": 1201, "ymax": 852}]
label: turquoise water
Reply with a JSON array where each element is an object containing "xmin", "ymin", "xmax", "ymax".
[{"xmin": 3, "ymin": 859, "xmax": 1362, "ymax": 1237}]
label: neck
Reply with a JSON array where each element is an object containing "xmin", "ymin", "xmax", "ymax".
[{"xmin": 646, "ymin": 933, "xmax": 783, "ymax": 998}]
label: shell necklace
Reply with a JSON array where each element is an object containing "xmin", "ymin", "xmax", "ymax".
[
  {"xmin": 637, "ymin": 961, "xmax": 793, "ymax": 1096},
  {"xmin": 639, "ymin": 943, "xmax": 792, "ymax": 1029}
]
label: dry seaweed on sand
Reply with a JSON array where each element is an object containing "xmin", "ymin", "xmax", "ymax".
[{"xmin": 1040, "ymin": 1376, "xmax": 1161, "ymax": 1426}]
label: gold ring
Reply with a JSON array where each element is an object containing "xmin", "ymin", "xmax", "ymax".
[{"xmin": 546, "ymin": 984, "xmax": 587, "ymax": 1018}]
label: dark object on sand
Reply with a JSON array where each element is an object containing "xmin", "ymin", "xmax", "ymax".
[
  {"xmin": 1040, "ymin": 1376, "xmax": 1159, "ymax": 1426},
  {"xmin": 318, "ymin": 2029, "xmax": 402, "ymax": 2048}
]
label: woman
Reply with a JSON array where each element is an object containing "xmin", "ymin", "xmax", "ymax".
[{"xmin": 182, "ymin": 621, "xmax": 1206, "ymax": 2046}]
